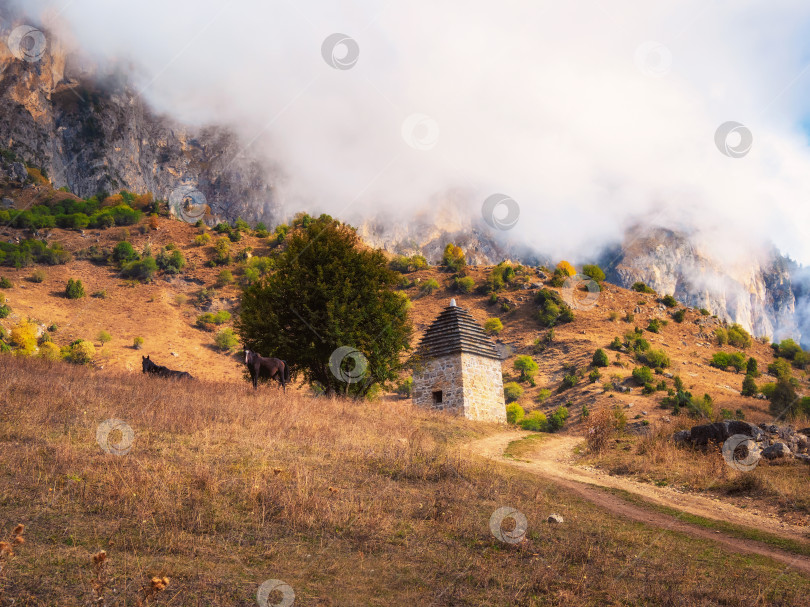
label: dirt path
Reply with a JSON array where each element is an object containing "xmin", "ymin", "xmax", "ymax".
[{"xmin": 464, "ymin": 430, "xmax": 810, "ymax": 575}]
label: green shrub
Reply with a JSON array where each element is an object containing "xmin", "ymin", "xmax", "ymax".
[
  {"xmin": 506, "ymin": 402, "xmax": 525, "ymax": 425},
  {"xmin": 395, "ymin": 377, "xmax": 413, "ymax": 397},
  {"xmin": 30, "ymin": 269, "xmax": 46, "ymax": 283},
  {"xmin": 632, "ymin": 282, "xmax": 655, "ymax": 294},
  {"xmin": 609, "ymin": 336, "xmax": 623, "ymax": 350},
  {"xmin": 768, "ymin": 378, "xmax": 797, "ymax": 417},
  {"xmin": 0, "ymin": 277, "xmax": 12, "ymax": 288},
  {"xmin": 194, "ymin": 233, "xmax": 211, "ymax": 246},
  {"xmin": 217, "ymin": 269, "xmax": 235, "ymax": 286},
  {"xmin": 640, "ymin": 348, "xmax": 670, "ymax": 369},
  {"xmin": 632, "ymin": 366, "xmax": 653, "ymax": 385},
  {"xmin": 646, "ymin": 318, "xmax": 661, "ymax": 333},
  {"xmin": 535, "ymin": 389, "xmax": 551, "ymax": 402},
  {"xmin": 699, "ymin": 308, "xmax": 710, "ymax": 316},
  {"xmin": 536, "ymin": 288, "xmax": 574, "ymax": 327},
  {"xmin": 727, "ymin": 324, "xmax": 753, "ymax": 349},
  {"xmin": 133, "ymin": 336, "xmax": 144, "ymax": 349},
  {"xmin": 582, "ymin": 264, "xmax": 605, "ymax": 283},
  {"xmin": 741, "ymin": 375, "xmax": 758, "ymax": 397},
  {"xmin": 561, "ymin": 374, "xmax": 578, "ymax": 390},
  {"xmin": 420, "ymin": 278, "xmax": 440, "ymax": 294},
  {"xmin": 592, "ymin": 348, "xmax": 609, "ymax": 367},
  {"xmin": 768, "ymin": 358, "xmax": 793, "ymax": 380},
  {"xmin": 65, "ymin": 278, "xmax": 85, "ymax": 299},
  {"xmin": 0, "ymin": 304, "xmax": 10, "ymax": 318},
  {"xmin": 519, "ymin": 410, "xmax": 547, "ymax": 432},
  {"xmin": 455, "ymin": 276, "xmax": 475, "ymax": 293},
  {"xmin": 514, "ymin": 355, "xmax": 538, "ymax": 382},
  {"xmin": 121, "ymin": 257, "xmax": 157, "ymax": 282},
  {"xmin": 746, "ymin": 357, "xmax": 759, "ymax": 377},
  {"xmin": 390, "ymin": 255, "xmax": 428, "ymax": 273},
  {"xmin": 213, "ymin": 237, "xmax": 231, "ymax": 265},
  {"xmin": 97, "ymin": 330, "xmax": 112, "ymax": 345},
  {"xmin": 760, "ymin": 382, "xmax": 776, "ymax": 399},
  {"xmin": 254, "ymin": 222, "xmax": 269, "ymax": 238},
  {"xmin": 484, "ymin": 317, "xmax": 503, "ymax": 335},
  {"xmin": 589, "ymin": 368, "xmax": 602, "ymax": 383},
  {"xmin": 672, "ymin": 309, "xmax": 685, "ymax": 323},
  {"xmin": 714, "ymin": 328, "xmax": 728, "ymax": 345},
  {"xmin": 546, "ymin": 406, "xmax": 569, "ymax": 432},
  {"xmin": 215, "ymin": 327, "xmax": 239, "ymax": 352},
  {"xmin": 112, "ymin": 241, "xmax": 137, "ymax": 264},
  {"xmin": 661, "ymin": 295, "xmax": 678, "ymax": 308},
  {"xmin": 504, "ymin": 382, "xmax": 524, "ymax": 403},
  {"xmin": 156, "ymin": 247, "xmax": 185, "ymax": 273}
]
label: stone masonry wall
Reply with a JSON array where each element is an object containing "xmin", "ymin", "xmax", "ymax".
[
  {"xmin": 460, "ymin": 353, "xmax": 506, "ymax": 422},
  {"xmin": 412, "ymin": 354, "xmax": 465, "ymax": 414},
  {"xmin": 413, "ymin": 352, "xmax": 506, "ymax": 423}
]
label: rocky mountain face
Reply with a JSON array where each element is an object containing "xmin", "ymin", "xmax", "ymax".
[
  {"xmin": 603, "ymin": 226, "xmax": 801, "ymax": 344},
  {"xmin": 0, "ymin": 16, "xmax": 279, "ymax": 224}
]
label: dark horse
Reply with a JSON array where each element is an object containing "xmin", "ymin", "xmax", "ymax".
[
  {"xmin": 244, "ymin": 349, "xmax": 290, "ymax": 392},
  {"xmin": 142, "ymin": 355, "xmax": 194, "ymax": 380}
]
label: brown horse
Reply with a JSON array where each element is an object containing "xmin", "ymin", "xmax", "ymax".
[
  {"xmin": 244, "ymin": 349, "xmax": 290, "ymax": 392},
  {"xmin": 142, "ymin": 355, "xmax": 194, "ymax": 380}
]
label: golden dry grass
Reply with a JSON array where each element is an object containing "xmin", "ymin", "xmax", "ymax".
[
  {"xmin": 581, "ymin": 421, "xmax": 810, "ymax": 523},
  {"xmin": 1, "ymin": 356, "xmax": 810, "ymax": 605}
]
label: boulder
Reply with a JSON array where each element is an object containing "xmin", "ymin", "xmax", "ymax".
[
  {"xmin": 688, "ymin": 421, "xmax": 763, "ymax": 446},
  {"xmin": 795, "ymin": 453, "xmax": 810, "ymax": 464},
  {"xmin": 762, "ymin": 442, "xmax": 792, "ymax": 460},
  {"xmin": 10, "ymin": 162, "xmax": 27, "ymax": 183},
  {"xmin": 1, "ymin": 197, "xmax": 13, "ymax": 209},
  {"xmin": 673, "ymin": 430, "xmax": 690, "ymax": 443},
  {"xmin": 547, "ymin": 514, "xmax": 564, "ymax": 524}
]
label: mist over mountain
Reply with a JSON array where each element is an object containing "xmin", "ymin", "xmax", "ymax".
[{"xmin": 2, "ymin": 1, "xmax": 810, "ymax": 345}]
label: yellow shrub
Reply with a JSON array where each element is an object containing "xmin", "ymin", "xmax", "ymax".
[
  {"xmin": 26, "ymin": 167, "xmax": 49, "ymax": 186},
  {"xmin": 10, "ymin": 321, "xmax": 38, "ymax": 354},
  {"xmin": 556, "ymin": 260, "xmax": 576, "ymax": 277},
  {"xmin": 38, "ymin": 341, "xmax": 62, "ymax": 361},
  {"xmin": 64, "ymin": 340, "xmax": 96, "ymax": 365}
]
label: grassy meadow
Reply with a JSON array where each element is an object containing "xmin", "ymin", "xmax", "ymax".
[{"xmin": 1, "ymin": 356, "xmax": 809, "ymax": 605}]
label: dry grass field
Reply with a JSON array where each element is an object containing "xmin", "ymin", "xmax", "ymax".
[{"xmin": 2, "ymin": 356, "xmax": 810, "ymax": 606}]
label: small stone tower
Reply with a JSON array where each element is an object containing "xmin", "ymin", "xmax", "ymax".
[{"xmin": 412, "ymin": 299, "xmax": 506, "ymax": 423}]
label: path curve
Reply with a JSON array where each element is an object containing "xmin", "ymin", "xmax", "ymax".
[{"xmin": 464, "ymin": 430, "xmax": 810, "ymax": 575}]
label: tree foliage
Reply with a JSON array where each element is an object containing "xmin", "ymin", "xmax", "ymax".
[{"xmin": 236, "ymin": 215, "xmax": 412, "ymax": 397}]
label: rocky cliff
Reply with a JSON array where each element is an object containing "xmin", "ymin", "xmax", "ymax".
[
  {"xmin": 0, "ymin": 16, "xmax": 279, "ymax": 224},
  {"xmin": 603, "ymin": 226, "xmax": 800, "ymax": 343}
]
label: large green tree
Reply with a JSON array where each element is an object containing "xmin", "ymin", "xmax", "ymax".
[{"xmin": 236, "ymin": 215, "xmax": 412, "ymax": 397}]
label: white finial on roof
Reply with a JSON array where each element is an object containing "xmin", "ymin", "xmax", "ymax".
[{"xmin": 449, "ymin": 298, "xmax": 457, "ymax": 307}]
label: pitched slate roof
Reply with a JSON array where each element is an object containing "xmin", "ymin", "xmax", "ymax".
[{"xmin": 416, "ymin": 301, "xmax": 502, "ymax": 360}]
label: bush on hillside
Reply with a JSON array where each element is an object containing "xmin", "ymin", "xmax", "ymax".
[
  {"xmin": 506, "ymin": 402, "xmax": 525, "ymax": 425},
  {"xmin": 632, "ymin": 282, "xmax": 655, "ymax": 294},
  {"xmin": 504, "ymin": 382, "xmax": 523, "ymax": 403},
  {"xmin": 484, "ymin": 317, "xmax": 503, "ymax": 335},
  {"xmin": 65, "ymin": 278, "xmax": 85, "ymax": 299},
  {"xmin": 441, "ymin": 243, "xmax": 466, "ymax": 273},
  {"xmin": 519, "ymin": 410, "xmax": 547, "ymax": 432},
  {"xmin": 632, "ymin": 366, "xmax": 654, "ymax": 385},
  {"xmin": 592, "ymin": 348, "xmax": 609, "ymax": 367},
  {"xmin": 536, "ymin": 288, "xmax": 574, "ymax": 327},
  {"xmin": 727, "ymin": 324, "xmax": 753, "ymax": 349}
]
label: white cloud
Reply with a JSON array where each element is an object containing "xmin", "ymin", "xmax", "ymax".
[{"xmin": 14, "ymin": 0, "xmax": 810, "ymax": 263}]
